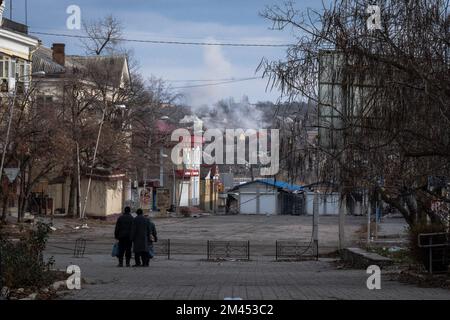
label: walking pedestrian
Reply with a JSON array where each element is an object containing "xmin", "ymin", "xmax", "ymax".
[
  {"xmin": 148, "ymin": 215, "xmax": 158, "ymax": 259},
  {"xmin": 114, "ymin": 206, "xmax": 134, "ymax": 267},
  {"xmin": 131, "ymin": 209, "xmax": 157, "ymax": 267}
]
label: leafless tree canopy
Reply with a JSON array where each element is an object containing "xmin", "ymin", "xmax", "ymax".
[
  {"xmin": 260, "ymin": 0, "xmax": 450, "ymax": 226},
  {"xmin": 81, "ymin": 15, "xmax": 123, "ymax": 56}
]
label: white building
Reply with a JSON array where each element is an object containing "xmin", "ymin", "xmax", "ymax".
[
  {"xmin": 0, "ymin": 4, "xmax": 39, "ymax": 95},
  {"xmin": 228, "ymin": 179, "xmax": 304, "ymax": 215},
  {"xmin": 0, "ymin": 5, "xmax": 39, "ymax": 216}
]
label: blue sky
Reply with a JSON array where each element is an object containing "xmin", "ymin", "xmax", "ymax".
[{"xmin": 5, "ymin": 0, "xmax": 320, "ymax": 105}]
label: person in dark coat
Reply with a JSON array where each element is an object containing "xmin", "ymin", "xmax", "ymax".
[
  {"xmin": 148, "ymin": 217, "xmax": 158, "ymax": 259},
  {"xmin": 131, "ymin": 209, "xmax": 157, "ymax": 267},
  {"xmin": 114, "ymin": 206, "xmax": 134, "ymax": 267}
]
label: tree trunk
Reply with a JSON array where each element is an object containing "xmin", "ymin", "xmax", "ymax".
[
  {"xmin": 76, "ymin": 143, "xmax": 81, "ymax": 218},
  {"xmin": 18, "ymin": 191, "xmax": 28, "ymax": 222},
  {"xmin": 67, "ymin": 172, "xmax": 76, "ymax": 218},
  {"xmin": 17, "ymin": 192, "xmax": 23, "ymax": 223},
  {"xmin": 1, "ymin": 192, "xmax": 9, "ymax": 223},
  {"xmin": 378, "ymin": 188, "xmax": 415, "ymax": 227}
]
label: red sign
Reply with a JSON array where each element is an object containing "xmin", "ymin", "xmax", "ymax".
[{"xmin": 175, "ymin": 169, "xmax": 199, "ymax": 178}]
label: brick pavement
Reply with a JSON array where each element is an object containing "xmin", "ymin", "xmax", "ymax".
[{"xmin": 47, "ymin": 253, "xmax": 450, "ymax": 300}]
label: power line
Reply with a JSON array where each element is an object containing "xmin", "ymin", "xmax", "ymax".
[
  {"xmin": 166, "ymin": 77, "xmax": 257, "ymax": 82},
  {"xmin": 171, "ymin": 77, "xmax": 260, "ymax": 89},
  {"xmin": 29, "ymin": 31, "xmax": 292, "ymax": 48}
]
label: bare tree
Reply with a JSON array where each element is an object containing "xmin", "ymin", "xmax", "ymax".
[
  {"xmin": 81, "ymin": 15, "xmax": 123, "ymax": 56},
  {"xmin": 0, "ymin": 84, "xmax": 69, "ymax": 222},
  {"xmin": 260, "ymin": 0, "xmax": 450, "ymax": 228}
]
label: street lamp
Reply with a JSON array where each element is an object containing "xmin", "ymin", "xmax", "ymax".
[
  {"xmin": 80, "ymin": 103, "xmax": 126, "ymax": 219},
  {"xmin": 0, "ymin": 71, "xmax": 46, "ymax": 183}
]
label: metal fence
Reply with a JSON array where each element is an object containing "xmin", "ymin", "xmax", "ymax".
[
  {"xmin": 153, "ymin": 239, "xmax": 171, "ymax": 260},
  {"xmin": 73, "ymin": 238, "xmax": 86, "ymax": 258},
  {"xmin": 46, "ymin": 238, "xmax": 322, "ymax": 261},
  {"xmin": 275, "ymin": 240, "xmax": 318, "ymax": 261},
  {"xmin": 417, "ymin": 232, "xmax": 450, "ymax": 274},
  {"xmin": 207, "ymin": 240, "xmax": 250, "ymax": 260}
]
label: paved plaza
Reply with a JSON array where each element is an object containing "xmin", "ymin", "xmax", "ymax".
[
  {"xmin": 46, "ymin": 215, "xmax": 406, "ymax": 255},
  {"xmin": 41, "ymin": 215, "xmax": 450, "ymax": 300},
  {"xmin": 49, "ymin": 254, "xmax": 450, "ymax": 300}
]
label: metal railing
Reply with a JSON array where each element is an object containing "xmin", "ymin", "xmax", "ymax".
[
  {"xmin": 417, "ymin": 232, "xmax": 450, "ymax": 274},
  {"xmin": 275, "ymin": 240, "xmax": 318, "ymax": 261},
  {"xmin": 73, "ymin": 238, "xmax": 86, "ymax": 258},
  {"xmin": 153, "ymin": 239, "xmax": 171, "ymax": 260},
  {"xmin": 207, "ymin": 240, "xmax": 250, "ymax": 261},
  {"xmin": 45, "ymin": 238, "xmax": 324, "ymax": 261}
]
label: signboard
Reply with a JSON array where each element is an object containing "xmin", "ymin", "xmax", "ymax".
[
  {"xmin": 175, "ymin": 169, "xmax": 199, "ymax": 178},
  {"xmin": 3, "ymin": 168, "xmax": 19, "ymax": 183},
  {"xmin": 156, "ymin": 188, "xmax": 170, "ymax": 214},
  {"xmin": 140, "ymin": 188, "xmax": 152, "ymax": 211}
]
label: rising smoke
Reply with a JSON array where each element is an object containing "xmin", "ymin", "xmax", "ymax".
[{"xmin": 182, "ymin": 39, "xmax": 268, "ymax": 130}]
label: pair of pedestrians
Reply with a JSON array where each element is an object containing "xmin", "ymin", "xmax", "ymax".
[{"xmin": 114, "ymin": 207, "xmax": 158, "ymax": 267}]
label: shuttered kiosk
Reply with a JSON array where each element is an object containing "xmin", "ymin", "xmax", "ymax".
[{"xmin": 228, "ymin": 179, "xmax": 304, "ymax": 215}]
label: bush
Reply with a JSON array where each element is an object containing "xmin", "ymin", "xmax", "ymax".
[{"xmin": 0, "ymin": 222, "xmax": 55, "ymax": 289}]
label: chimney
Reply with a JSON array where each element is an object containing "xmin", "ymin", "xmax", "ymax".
[{"xmin": 52, "ymin": 43, "xmax": 65, "ymax": 66}]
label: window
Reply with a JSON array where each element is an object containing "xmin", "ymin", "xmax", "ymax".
[
  {"xmin": 0, "ymin": 55, "xmax": 11, "ymax": 79},
  {"xmin": 0, "ymin": 55, "xmax": 31, "ymax": 92},
  {"xmin": 0, "ymin": 55, "xmax": 11, "ymax": 92}
]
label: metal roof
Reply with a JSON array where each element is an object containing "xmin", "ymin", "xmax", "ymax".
[{"xmin": 230, "ymin": 178, "xmax": 304, "ymax": 192}]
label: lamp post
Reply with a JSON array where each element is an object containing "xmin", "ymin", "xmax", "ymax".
[
  {"xmin": 80, "ymin": 104, "xmax": 126, "ymax": 219},
  {"xmin": 0, "ymin": 71, "xmax": 46, "ymax": 184}
]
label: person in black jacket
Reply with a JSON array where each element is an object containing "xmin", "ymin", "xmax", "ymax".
[
  {"xmin": 131, "ymin": 209, "xmax": 157, "ymax": 267},
  {"xmin": 114, "ymin": 206, "xmax": 134, "ymax": 267}
]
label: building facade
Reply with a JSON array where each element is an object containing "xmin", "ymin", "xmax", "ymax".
[{"xmin": 0, "ymin": 6, "xmax": 39, "ymax": 218}]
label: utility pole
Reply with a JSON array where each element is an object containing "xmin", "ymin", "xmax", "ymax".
[
  {"xmin": 25, "ymin": 0, "xmax": 27, "ymax": 26},
  {"xmin": 313, "ymin": 134, "xmax": 320, "ymax": 259},
  {"xmin": 81, "ymin": 107, "xmax": 106, "ymax": 220},
  {"xmin": 159, "ymin": 147, "xmax": 164, "ymax": 187},
  {"xmin": 172, "ymin": 165, "xmax": 176, "ymax": 206},
  {"xmin": 339, "ymin": 193, "xmax": 347, "ymax": 251},
  {"xmin": 339, "ymin": 142, "xmax": 347, "ymax": 251},
  {"xmin": 81, "ymin": 104, "xmax": 125, "ymax": 219},
  {"xmin": 313, "ymin": 190, "xmax": 319, "ymax": 259},
  {"xmin": 366, "ymin": 190, "xmax": 371, "ymax": 244}
]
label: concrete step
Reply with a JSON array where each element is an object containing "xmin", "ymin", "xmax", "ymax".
[{"xmin": 341, "ymin": 247, "xmax": 393, "ymax": 268}]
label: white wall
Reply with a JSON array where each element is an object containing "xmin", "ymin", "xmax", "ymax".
[
  {"xmin": 48, "ymin": 178, "xmax": 123, "ymax": 217},
  {"xmin": 237, "ymin": 182, "xmax": 278, "ymax": 215},
  {"xmin": 305, "ymin": 192, "xmax": 340, "ymax": 215}
]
